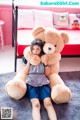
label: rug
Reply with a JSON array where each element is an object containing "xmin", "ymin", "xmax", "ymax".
[{"xmin": 0, "ymin": 71, "xmax": 80, "ymax": 120}]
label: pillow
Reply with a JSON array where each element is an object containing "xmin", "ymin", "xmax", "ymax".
[
  {"xmin": 53, "ymin": 12, "xmax": 69, "ymax": 28},
  {"xmin": 18, "ymin": 9, "xmax": 34, "ymax": 29},
  {"xmin": 33, "ymin": 10, "xmax": 54, "ymax": 28},
  {"xmin": 69, "ymin": 14, "xmax": 80, "ymax": 29}
]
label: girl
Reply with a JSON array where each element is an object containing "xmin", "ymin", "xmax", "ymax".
[{"xmin": 24, "ymin": 39, "xmax": 57, "ymax": 120}]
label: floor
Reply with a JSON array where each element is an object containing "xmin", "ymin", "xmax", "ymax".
[{"xmin": 0, "ymin": 45, "xmax": 80, "ymax": 74}]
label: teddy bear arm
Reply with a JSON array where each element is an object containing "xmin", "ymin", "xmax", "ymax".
[
  {"xmin": 24, "ymin": 47, "xmax": 32, "ymax": 61},
  {"xmin": 45, "ymin": 66, "xmax": 51, "ymax": 77},
  {"xmin": 50, "ymin": 53, "xmax": 61, "ymax": 65},
  {"xmin": 50, "ymin": 63, "xmax": 59, "ymax": 74},
  {"xmin": 41, "ymin": 55, "xmax": 49, "ymax": 65}
]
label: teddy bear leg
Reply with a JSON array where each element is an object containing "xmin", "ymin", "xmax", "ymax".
[
  {"xmin": 51, "ymin": 84, "xmax": 72, "ymax": 104},
  {"xmin": 5, "ymin": 79, "xmax": 27, "ymax": 100},
  {"xmin": 49, "ymin": 73, "xmax": 72, "ymax": 104}
]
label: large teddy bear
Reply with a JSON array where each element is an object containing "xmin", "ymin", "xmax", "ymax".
[{"xmin": 5, "ymin": 26, "xmax": 72, "ymax": 104}]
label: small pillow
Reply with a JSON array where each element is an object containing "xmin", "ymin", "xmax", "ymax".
[
  {"xmin": 53, "ymin": 12, "xmax": 69, "ymax": 28},
  {"xmin": 18, "ymin": 9, "xmax": 34, "ymax": 29},
  {"xmin": 69, "ymin": 14, "xmax": 80, "ymax": 29},
  {"xmin": 33, "ymin": 10, "xmax": 54, "ymax": 28}
]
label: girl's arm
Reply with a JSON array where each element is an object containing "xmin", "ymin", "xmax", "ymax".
[{"xmin": 23, "ymin": 61, "xmax": 30, "ymax": 75}]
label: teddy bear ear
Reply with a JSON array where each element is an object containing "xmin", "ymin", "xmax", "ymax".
[
  {"xmin": 32, "ymin": 26, "xmax": 45, "ymax": 36},
  {"xmin": 61, "ymin": 32, "xmax": 69, "ymax": 44}
]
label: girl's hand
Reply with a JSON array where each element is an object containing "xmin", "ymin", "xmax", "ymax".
[
  {"xmin": 27, "ymin": 61, "xmax": 30, "ymax": 65},
  {"xmin": 23, "ymin": 61, "xmax": 30, "ymax": 75}
]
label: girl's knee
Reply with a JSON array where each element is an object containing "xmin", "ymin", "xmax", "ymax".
[
  {"xmin": 34, "ymin": 102, "xmax": 40, "ymax": 109},
  {"xmin": 31, "ymin": 99, "xmax": 41, "ymax": 109},
  {"xmin": 43, "ymin": 98, "xmax": 52, "ymax": 109}
]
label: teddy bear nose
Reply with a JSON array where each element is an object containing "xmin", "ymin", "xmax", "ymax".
[{"xmin": 48, "ymin": 47, "xmax": 51, "ymax": 50}]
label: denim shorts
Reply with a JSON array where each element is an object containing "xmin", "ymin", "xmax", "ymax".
[{"xmin": 26, "ymin": 84, "xmax": 51, "ymax": 100}]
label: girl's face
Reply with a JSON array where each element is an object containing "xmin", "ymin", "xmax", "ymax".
[{"xmin": 32, "ymin": 45, "xmax": 41, "ymax": 56}]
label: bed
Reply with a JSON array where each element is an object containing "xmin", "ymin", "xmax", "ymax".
[{"xmin": 13, "ymin": 6, "xmax": 80, "ymax": 72}]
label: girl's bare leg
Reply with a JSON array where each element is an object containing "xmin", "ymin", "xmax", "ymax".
[
  {"xmin": 31, "ymin": 98, "xmax": 41, "ymax": 120},
  {"xmin": 43, "ymin": 97, "xmax": 57, "ymax": 120}
]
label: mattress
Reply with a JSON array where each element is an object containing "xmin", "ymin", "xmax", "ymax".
[
  {"xmin": 17, "ymin": 29, "xmax": 33, "ymax": 55},
  {"xmin": 60, "ymin": 30, "xmax": 80, "ymax": 55},
  {"xmin": 17, "ymin": 29, "xmax": 80, "ymax": 56}
]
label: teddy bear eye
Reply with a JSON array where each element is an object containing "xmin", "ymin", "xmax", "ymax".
[
  {"xmin": 54, "ymin": 45, "xmax": 57, "ymax": 47},
  {"xmin": 48, "ymin": 47, "xmax": 51, "ymax": 50}
]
